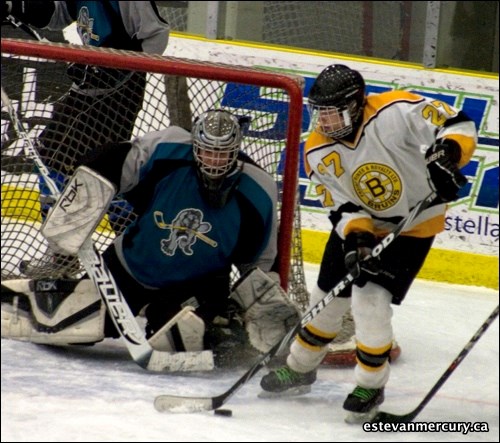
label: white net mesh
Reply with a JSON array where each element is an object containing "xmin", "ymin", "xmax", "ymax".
[{"xmin": 1, "ymin": 39, "xmax": 309, "ymax": 309}]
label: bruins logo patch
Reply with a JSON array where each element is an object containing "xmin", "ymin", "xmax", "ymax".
[{"xmin": 352, "ymin": 163, "xmax": 402, "ymax": 211}]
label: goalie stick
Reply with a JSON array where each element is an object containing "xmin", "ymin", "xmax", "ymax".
[
  {"xmin": 1, "ymin": 86, "xmax": 213, "ymax": 372},
  {"xmin": 370, "ymin": 304, "xmax": 499, "ymax": 424},
  {"xmin": 154, "ymin": 191, "xmax": 438, "ymax": 413}
]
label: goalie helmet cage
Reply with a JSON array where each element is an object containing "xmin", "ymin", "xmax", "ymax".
[{"xmin": 0, "ymin": 38, "xmax": 310, "ymax": 309}]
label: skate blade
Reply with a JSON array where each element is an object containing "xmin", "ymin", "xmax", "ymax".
[
  {"xmin": 258, "ymin": 385, "xmax": 311, "ymax": 399},
  {"xmin": 344, "ymin": 406, "xmax": 379, "ymax": 424}
]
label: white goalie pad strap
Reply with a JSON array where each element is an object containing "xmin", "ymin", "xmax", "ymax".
[
  {"xmin": 176, "ymin": 311, "xmax": 205, "ymax": 351},
  {"xmin": 148, "ymin": 306, "xmax": 213, "ymax": 371},
  {"xmin": 148, "ymin": 307, "xmax": 191, "ymax": 352},
  {"xmin": 1, "ymin": 279, "xmax": 106, "ymax": 345},
  {"xmin": 148, "ymin": 306, "xmax": 205, "ymax": 352},
  {"xmin": 230, "ymin": 268, "xmax": 301, "ymax": 353},
  {"xmin": 41, "ymin": 166, "xmax": 116, "ymax": 256}
]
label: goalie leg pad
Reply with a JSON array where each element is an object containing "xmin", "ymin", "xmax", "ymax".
[
  {"xmin": 148, "ymin": 306, "xmax": 205, "ymax": 352},
  {"xmin": 41, "ymin": 166, "xmax": 115, "ymax": 256},
  {"xmin": 1, "ymin": 279, "xmax": 105, "ymax": 345},
  {"xmin": 230, "ymin": 268, "xmax": 301, "ymax": 353},
  {"xmin": 147, "ymin": 306, "xmax": 214, "ymax": 371}
]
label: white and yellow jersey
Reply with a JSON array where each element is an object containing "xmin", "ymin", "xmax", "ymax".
[{"xmin": 304, "ymin": 90, "xmax": 477, "ymax": 239}]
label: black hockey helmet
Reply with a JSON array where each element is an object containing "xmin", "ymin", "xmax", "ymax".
[{"xmin": 308, "ymin": 64, "xmax": 365, "ymax": 138}]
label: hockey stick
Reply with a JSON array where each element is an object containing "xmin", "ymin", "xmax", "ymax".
[
  {"xmin": 4, "ymin": 14, "xmax": 49, "ymax": 42},
  {"xmin": 1, "ymin": 86, "xmax": 213, "ymax": 372},
  {"xmin": 2, "ymin": 14, "xmax": 52, "ymax": 172},
  {"xmin": 371, "ymin": 304, "xmax": 499, "ymax": 423},
  {"xmin": 1, "ymin": 87, "xmax": 57, "ymax": 194},
  {"xmin": 154, "ymin": 191, "xmax": 438, "ymax": 413}
]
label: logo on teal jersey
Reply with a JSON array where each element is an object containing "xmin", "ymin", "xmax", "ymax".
[{"xmin": 154, "ymin": 208, "xmax": 217, "ymax": 256}]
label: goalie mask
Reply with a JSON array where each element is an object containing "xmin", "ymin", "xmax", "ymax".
[
  {"xmin": 192, "ymin": 109, "xmax": 243, "ymax": 208},
  {"xmin": 308, "ymin": 64, "xmax": 365, "ymax": 139}
]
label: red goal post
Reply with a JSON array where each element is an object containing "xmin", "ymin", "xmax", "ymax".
[{"xmin": 1, "ymin": 38, "xmax": 307, "ymax": 306}]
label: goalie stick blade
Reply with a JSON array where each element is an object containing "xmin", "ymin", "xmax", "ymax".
[
  {"xmin": 154, "ymin": 395, "xmax": 216, "ymax": 413},
  {"xmin": 147, "ymin": 350, "xmax": 214, "ymax": 372}
]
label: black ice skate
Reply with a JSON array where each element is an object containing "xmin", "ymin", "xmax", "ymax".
[
  {"xmin": 259, "ymin": 365, "xmax": 316, "ymax": 398},
  {"xmin": 343, "ymin": 386, "xmax": 385, "ymax": 424}
]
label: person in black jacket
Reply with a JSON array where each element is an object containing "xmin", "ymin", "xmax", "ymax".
[{"xmin": 3, "ymin": 1, "xmax": 170, "ymax": 173}]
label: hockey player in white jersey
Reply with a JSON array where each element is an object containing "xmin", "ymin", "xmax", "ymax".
[{"xmin": 259, "ymin": 64, "xmax": 477, "ymax": 422}]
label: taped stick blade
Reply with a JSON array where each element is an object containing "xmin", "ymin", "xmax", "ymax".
[{"xmin": 154, "ymin": 395, "xmax": 215, "ymax": 413}]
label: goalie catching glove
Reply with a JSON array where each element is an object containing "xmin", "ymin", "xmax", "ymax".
[{"xmin": 230, "ymin": 268, "xmax": 301, "ymax": 353}]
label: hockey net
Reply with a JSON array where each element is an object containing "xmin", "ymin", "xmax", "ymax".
[{"xmin": 1, "ymin": 38, "xmax": 308, "ymax": 309}]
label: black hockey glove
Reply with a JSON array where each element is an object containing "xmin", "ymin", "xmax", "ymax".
[
  {"xmin": 425, "ymin": 139, "xmax": 467, "ymax": 203},
  {"xmin": 343, "ymin": 232, "xmax": 381, "ymax": 288}
]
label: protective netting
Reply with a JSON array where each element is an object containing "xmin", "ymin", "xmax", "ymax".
[
  {"xmin": 260, "ymin": 1, "xmax": 410, "ymax": 59},
  {"xmin": 1, "ymin": 39, "xmax": 309, "ymax": 310},
  {"xmin": 158, "ymin": 1, "xmax": 413, "ymax": 61}
]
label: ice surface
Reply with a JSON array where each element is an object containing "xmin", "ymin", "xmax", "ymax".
[{"xmin": 2, "ymin": 263, "xmax": 498, "ymax": 442}]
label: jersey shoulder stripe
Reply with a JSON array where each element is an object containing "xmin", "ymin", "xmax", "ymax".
[
  {"xmin": 303, "ymin": 135, "xmax": 335, "ymax": 178},
  {"xmin": 364, "ymin": 90, "xmax": 425, "ymax": 120}
]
